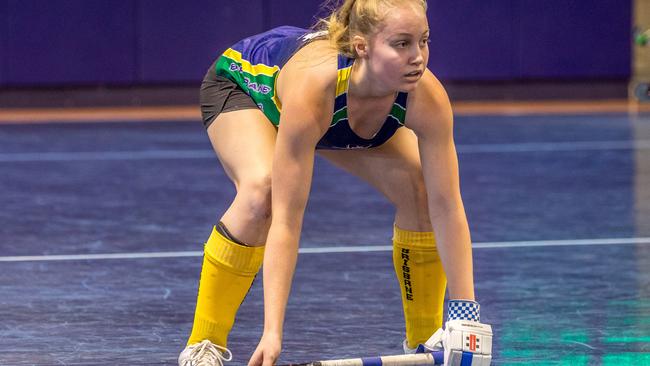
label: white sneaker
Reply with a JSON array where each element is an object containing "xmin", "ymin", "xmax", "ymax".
[
  {"xmin": 403, "ymin": 328, "xmax": 445, "ymax": 354},
  {"xmin": 403, "ymin": 339, "xmax": 417, "ymax": 354},
  {"xmin": 178, "ymin": 340, "xmax": 233, "ymax": 366}
]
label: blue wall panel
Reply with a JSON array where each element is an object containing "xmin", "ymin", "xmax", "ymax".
[
  {"xmin": 518, "ymin": 0, "xmax": 631, "ymax": 78},
  {"xmin": 0, "ymin": 0, "xmax": 7, "ymax": 86},
  {"xmin": 426, "ymin": 0, "xmax": 517, "ymax": 80},
  {"xmin": 138, "ymin": 0, "xmax": 265, "ymax": 83},
  {"xmin": 6, "ymin": 0, "xmax": 136, "ymax": 86}
]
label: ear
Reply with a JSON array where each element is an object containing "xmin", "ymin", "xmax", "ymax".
[{"xmin": 352, "ymin": 35, "xmax": 369, "ymax": 58}]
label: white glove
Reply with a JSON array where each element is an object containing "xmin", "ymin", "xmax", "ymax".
[
  {"xmin": 443, "ymin": 320, "xmax": 492, "ymax": 366},
  {"xmin": 423, "ymin": 300, "xmax": 492, "ymax": 366}
]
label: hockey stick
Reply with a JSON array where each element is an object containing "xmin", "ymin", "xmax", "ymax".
[{"xmin": 278, "ymin": 351, "xmax": 444, "ymax": 366}]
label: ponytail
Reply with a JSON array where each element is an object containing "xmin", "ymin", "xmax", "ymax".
[{"xmin": 314, "ymin": 0, "xmax": 427, "ymax": 58}]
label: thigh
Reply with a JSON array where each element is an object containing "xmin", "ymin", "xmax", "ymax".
[
  {"xmin": 207, "ymin": 108, "xmax": 277, "ymax": 188},
  {"xmin": 318, "ymin": 127, "xmax": 422, "ymax": 194},
  {"xmin": 317, "ymin": 127, "xmax": 429, "ymax": 228}
]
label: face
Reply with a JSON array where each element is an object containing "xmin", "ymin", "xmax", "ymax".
[{"xmin": 356, "ymin": 3, "xmax": 430, "ymax": 93}]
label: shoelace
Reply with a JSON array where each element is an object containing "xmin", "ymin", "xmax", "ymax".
[{"xmin": 186, "ymin": 340, "xmax": 233, "ymax": 366}]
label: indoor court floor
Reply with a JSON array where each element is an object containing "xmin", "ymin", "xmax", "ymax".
[{"xmin": 1, "ymin": 106, "xmax": 649, "ymax": 365}]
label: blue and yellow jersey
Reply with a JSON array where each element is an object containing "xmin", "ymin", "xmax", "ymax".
[
  {"xmin": 215, "ymin": 26, "xmax": 408, "ymax": 149},
  {"xmin": 215, "ymin": 26, "xmax": 309, "ymax": 125},
  {"xmin": 317, "ymin": 54, "xmax": 408, "ymax": 149}
]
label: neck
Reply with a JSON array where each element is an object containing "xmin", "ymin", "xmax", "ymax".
[{"xmin": 348, "ymin": 59, "xmax": 396, "ymax": 99}]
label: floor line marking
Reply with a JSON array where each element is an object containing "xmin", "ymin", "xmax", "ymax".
[
  {"xmin": 0, "ymin": 140, "xmax": 649, "ymax": 163},
  {"xmin": 1, "ymin": 237, "xmax": 648, "ymax": 262},
  {"xmin": 455, "ymin": 140, "xmax": 650, "ymax": 153},
  {"xmin": 0, "ymin": 150, "xmax": 215, "ymax": 162}
]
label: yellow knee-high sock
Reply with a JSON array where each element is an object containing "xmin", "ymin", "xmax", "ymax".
[
  {"xmin": 187, "ymin": 226, "xmax": 265, "ymax": 347},
  {"xmin": 393, "ymin": 224, "xmax": 447, "ymax": 348}
]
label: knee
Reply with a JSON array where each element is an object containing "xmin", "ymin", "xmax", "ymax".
[
  {"xmin": 391, "ymin": 168, "xmax": 429, "ymax": 215},
  {"xmin": 237, "ymin": 175, "xmax": 272, "ymax": 221}
]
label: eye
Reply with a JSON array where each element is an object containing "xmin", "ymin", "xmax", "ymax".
[{"xmin": 394, "ymin": 41, "xmax": 409, "ymax": 48}]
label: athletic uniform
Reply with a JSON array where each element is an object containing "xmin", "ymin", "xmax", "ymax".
[
  {"xmin": 200, "ymin": 26, "xmax": 408, "ymax": 150},
  {"xmin": 183, "ymin": 26, "xmax": 492, "ymax": 366}
]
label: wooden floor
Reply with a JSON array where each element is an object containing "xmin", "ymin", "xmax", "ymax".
[{"xmin": 1, "ymin": 99, "xmax": 650, "ymax": 124}]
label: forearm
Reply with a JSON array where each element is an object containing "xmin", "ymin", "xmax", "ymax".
[
  {"xmin": 261, "ymin": 132, "xmax": 315, "ymax": 338},
  {"xmin": 262, "ymin": 164, "xmax": 311, "ymax": 338},
  {"xmin": 261, "ymin": 221, "xmax": 301, "ymax": 337},
  {"xmin": 428, "ymin": 203, "xmax": 475, "ymax": 300}
]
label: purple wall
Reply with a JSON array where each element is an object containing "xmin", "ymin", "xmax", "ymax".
[
  {"xmin": 6, "ymin": 0, "xmax": 136, "ymax": 85},
  {"xmin": 266, "ymin": 0, "xmax": 326, "ymax": 29},
  {"xmin": 0, "ymin": 0, "xmax": 6, "ymax": 86},
  {"xmin": 0, "ymin": 0, "xmax": 632, "ymax": 87},
  {"xmin": 427, "ymin": 0, "xmax": 631, "ymax": 80},
  {"xmin": 428, "ymin": 0, "xmax": 517, "ymax": 80},
  {"xmin": 137, "ymin": 1, "xmax": 265, "ymax": 83},
  {"xmin": 518, "ymin": 0, "xmax": 631, "ymax": 78}
]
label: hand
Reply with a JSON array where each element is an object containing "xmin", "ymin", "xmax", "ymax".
[
  {"xmin": 422, "ymin": 320, "xmax": 493, "ymax": 366},
  {"xmin": 443, "ymin": 320, "xmax": 492, "ymax": 365},
  {"xmin": 248, "ymin": 332, "xmax": 282, "ymax": 366}
]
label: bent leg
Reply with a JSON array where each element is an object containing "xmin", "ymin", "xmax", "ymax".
[
  {"xmin": 188, "ymin": 226, "xmax": 265, "ymax": 346},
  {"xmin": 318, "ymin": 128, "xmax": 429, "ymax": 231},
  {"xmin": 207, "ymin": 108, "xmax": 277, "ymax": 246},
  {"xmin": 188, "ymin": 108, "xmax": 277, "ymax": 347},
  {"xmin": 318, "ymin": 128, "xmax": 446, "ymax": 347}
]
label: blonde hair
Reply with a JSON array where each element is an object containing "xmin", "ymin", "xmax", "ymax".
[{"xmin": 315, "ymin": 0, "xmax": 427, "ymax": 58}]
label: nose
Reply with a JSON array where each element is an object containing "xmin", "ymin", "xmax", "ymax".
[{"xmin": 410, "ymin": 45, "xmax": 424, "ymax": 66}]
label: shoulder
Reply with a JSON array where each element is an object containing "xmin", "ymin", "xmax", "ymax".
[
  {"xmin": 276, "ymin": 40, "xmax": 340, "ymax": 134},
  {"xmin": 405, "ymin": 69, "xmax": 453, "ymax": 138},
  {"xmin": 278, "ymin": 40, "xmax": 339, "ymax": 99}
]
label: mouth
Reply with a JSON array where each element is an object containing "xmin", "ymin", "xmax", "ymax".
[{"xmin": 404, "ymin": 70, "xmax": 423, "ymax": 79}]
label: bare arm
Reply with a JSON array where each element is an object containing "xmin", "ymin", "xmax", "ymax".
[
  {"xmin": 406, "ymin": 70, "xmax": 475, "ymax": 300},
  {"xmin": 263, "ymin": 89, "xmax": 330, "ymax": 336},
  {"xmin": 248, "ymin": 50, "xmax": 336, "ymax": 366}
]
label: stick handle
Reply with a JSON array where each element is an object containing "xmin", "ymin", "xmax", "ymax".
[{"xmin": 279, "ymin": 351, "xmax": 444, "ymax": 366}]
